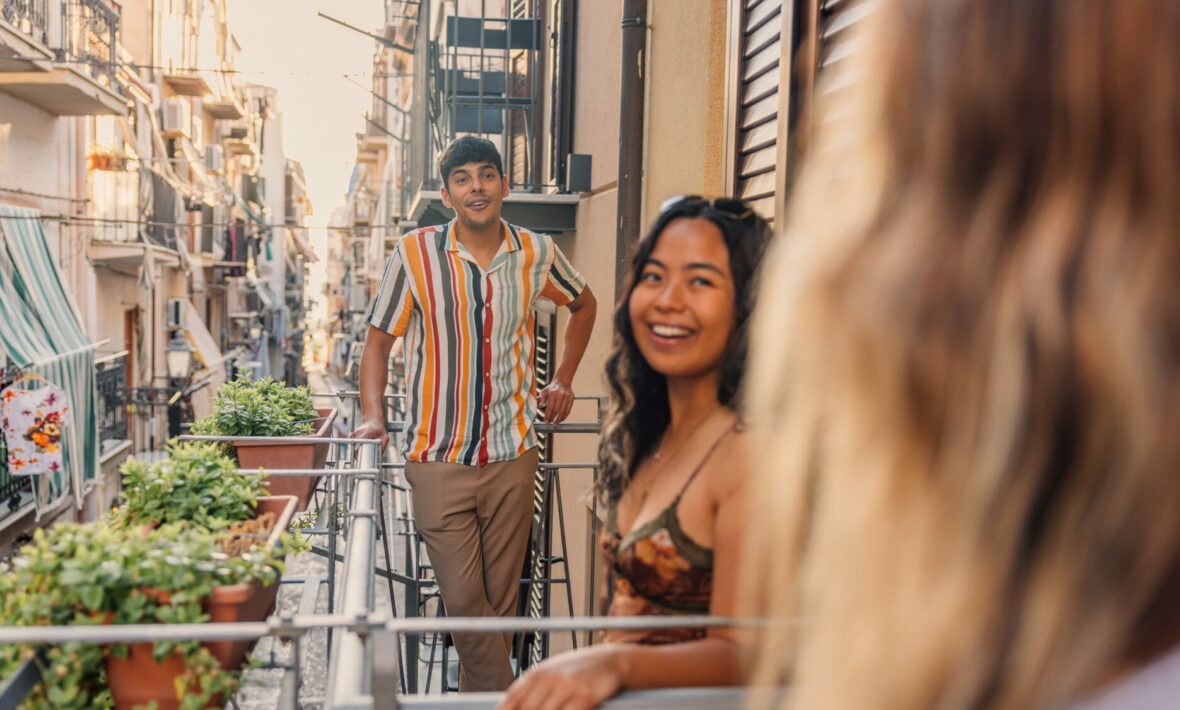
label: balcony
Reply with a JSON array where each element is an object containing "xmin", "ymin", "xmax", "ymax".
[
  {"xmin": 162, "ymin": 70, "xmax": 213, "ymax": 97},
  {"xmin": 0, "ymin": 0, "xmax": 126, "ymax": 115},
  {"xmin": 390, "ymin": 5, "xmax": 579, "ymax": 235},
  {"xmin": 0, "ymin": 0, "xmax": 53, "ymax": 71},
  {"xmin": 203, "ymin": 95, "xmax": 245, "ymax": 120},
  {"xmin": 360, "ymin": 111, "xmax": 387, "ymax": 154},
  {"xmin": 0, "ymin": 432, "xmax": 33, "ymax": 529},
  {"xmin": 407, "ymin": 189, "xmax": 580, "ymax": 233},
  {"xmin": 95, "ymin": 350, "xmax": 128, "ymax": 450},
  {"xmin": 225, "ymin": 124, "xmax": 258, "ymax": 156}
]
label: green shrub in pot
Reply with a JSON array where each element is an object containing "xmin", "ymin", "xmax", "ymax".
[
  {"xmin": 191, "ymin": 376, "xmax": 319, "ymax": 445},
  {"xmin": 0, "ymin": 520, "xmax": 294, "ymax": 709},
  {"xmin": 113, "ymin": 441, "xmax": 266, "ymax": 531}
]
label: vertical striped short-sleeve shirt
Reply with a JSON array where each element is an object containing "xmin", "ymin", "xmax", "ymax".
[{"xmin": 368, "ymin": 219, "xmax": 586, "ymax": 465}]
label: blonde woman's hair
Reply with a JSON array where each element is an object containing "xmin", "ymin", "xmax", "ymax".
[{"xmin": 745, "ymin": 1, "xmax": 1180, "ymax": 709}]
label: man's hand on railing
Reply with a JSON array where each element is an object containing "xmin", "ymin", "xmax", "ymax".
[
  {"xmin": 499, "ymin": 644, "xmax": 624, "ymax": 710},
  {"xmin": 350, "ymin": 417, "xmax": 389, "ymax": 450},
  {"xmin": 537, "ymin": 378, "xmax": 575, "ymax": 424}
]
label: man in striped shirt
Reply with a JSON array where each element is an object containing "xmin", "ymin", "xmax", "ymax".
[{"xmin": 355, "ymin": 136, "xmax": 597, "ymax": 691}]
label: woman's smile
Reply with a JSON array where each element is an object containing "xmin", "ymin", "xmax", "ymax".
[{"xmin": 629, "ymin": 217, "xmax": 736, "ymax": 380}]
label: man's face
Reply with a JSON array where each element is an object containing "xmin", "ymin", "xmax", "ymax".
[{"xmin": 441, "ymin": 161, "xmax": 508, "ymax": 232}]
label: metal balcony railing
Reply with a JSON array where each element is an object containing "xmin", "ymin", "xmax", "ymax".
[
  {"xmin": 58, "ymin": 0, "xmax": 119, "ymax": 86},
  {"xmin": 95, "ymin": 350, "xmax": 127, "ymax": 446},
  {"xmin": 1, "ymin": 0, "xmax": 50, "ymax": 45},
  {"xmin": 0, "ymin": 427, "xmax": 33, "ymax": 527}
]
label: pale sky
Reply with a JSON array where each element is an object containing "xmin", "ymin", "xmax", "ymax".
[{"xmin": 225, "ymin": 0, "xmax": 382, "ymax": 321}]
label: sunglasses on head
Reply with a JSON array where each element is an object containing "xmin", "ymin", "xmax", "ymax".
[{"xmin": 658, "ymin": 195, "xmax": 756, "ymax": 220}]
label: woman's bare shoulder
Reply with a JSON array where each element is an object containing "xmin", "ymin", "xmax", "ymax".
[{"xmin": 707, "ymin": 422, "xmax": 750, "ymax": 501}]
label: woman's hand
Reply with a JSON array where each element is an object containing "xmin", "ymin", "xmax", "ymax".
[{"xmin": 498, "ymin": 645, "xmax": 627, "ymax": 710}]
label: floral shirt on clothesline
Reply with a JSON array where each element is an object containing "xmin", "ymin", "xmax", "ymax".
[{"xmin": 1, "ymin": 384, "xmax": 69, "ymax": 477}]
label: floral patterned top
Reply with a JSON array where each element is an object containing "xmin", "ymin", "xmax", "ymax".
[
  {"xmin": 601, "ymin": 427, "xmax": 734, "ymax": 645},
  {"xmin": 1, "ymin": 382, "xmax": 69, "ymax": 477}
]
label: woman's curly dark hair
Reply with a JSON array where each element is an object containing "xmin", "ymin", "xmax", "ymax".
[{"xmin": 596, "ymin": 198, "xmax": 772, "ymax": 507}]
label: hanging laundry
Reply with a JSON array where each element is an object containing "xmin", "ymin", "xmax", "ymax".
[{"xmin": 1, "ymin": 378, "xmax": 70, "ymax": 477}]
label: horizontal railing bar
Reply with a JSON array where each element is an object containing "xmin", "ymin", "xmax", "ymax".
[
  {"xmin": 0, "ymin": 614, "xmax": 773, "ymax": 645},
  {"xmin": 313, "ymin": 391, "xmax": 406, "ymax": 399},
  {"xmin": 395, "ymin": 687, "xmax": 787, "ymax": 710},
  {"xmin": 534, "ymin": 421, "xmax": 601, "ymax": 434},
  {"xmin": 94, "ymin": 349, "xmax": 129, "ymax": 366},
  {"xmin": 178, "ymin": 435, "xmax": 384, "ymax": 445},
  {"xmin": 235, "ymin": 468, "xmax": 381, "ymax": 476}
]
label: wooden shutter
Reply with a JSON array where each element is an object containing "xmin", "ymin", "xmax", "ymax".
[
  {"xmin": 726, "ymin": 0, "xmax": 878, "ymax": 218},
  {"xmin": 731, "ymin": 0, "xmax": 787, "ymax": 220},
  {"xmin": 813, "ymin": 0, "xmax": 877, "ymax": 153}
]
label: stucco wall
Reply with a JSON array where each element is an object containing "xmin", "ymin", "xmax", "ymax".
[
  {"xmin": 0, "ymin": 94, "xmax": 70, "ymax": 205},
  {"xmin": 643, "ymin": 0, "xmax": 730, "ymax": 220}
]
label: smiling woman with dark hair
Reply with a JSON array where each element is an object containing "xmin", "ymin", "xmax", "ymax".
[{"xmin": 499, "ymin": 197, "xmax": 772, "ymax": 710}]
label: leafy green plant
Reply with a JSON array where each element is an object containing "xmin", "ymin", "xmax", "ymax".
[
  {"xmin": 113, "ymin": 441, "xmax": 266, "ymax": 531},
  {"xmin": 191, "ymin": 376, "xmax": 319, "ymax": 446},
  {"xmin": 0, "ymin": 521, "xmax": 289, "ymax": 709}
]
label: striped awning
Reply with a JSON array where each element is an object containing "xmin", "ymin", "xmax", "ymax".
[{"xmin": 0, "ymin": 204, "xmax": 100, "ymax": 515}]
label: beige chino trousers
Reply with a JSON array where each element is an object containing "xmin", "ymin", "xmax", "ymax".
[{"xmin": 404, "ymin": 447, "xmax": 538, "ymax": 692}]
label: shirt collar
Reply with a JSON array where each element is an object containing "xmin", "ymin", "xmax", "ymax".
[{"xmin": 445, "ymin": 219, "xmax": 518, "ymax": 254}]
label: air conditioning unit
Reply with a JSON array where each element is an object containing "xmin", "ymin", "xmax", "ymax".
[
  {"xmin": 166, "ymin": 298, "xmax": 185, "ymax": 329},
  {"xmin": 204, "ymin": 144, "xmax": 223, "ymax": 173},
  {"xmin": 161, "ymin": 97, "xmax": 191, "ymax": 138}
]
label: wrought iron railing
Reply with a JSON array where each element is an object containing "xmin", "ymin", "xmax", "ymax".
[
  {"xmin": 1, "ymin": 0, "xmax": 50, "ymax": 45},
  {"xmin": 58, "ymin": 0, "xmax": 119, "ymax": 86},
  {"xmin": 0, "ymin": 429, "xmax": 33, "ymax": 524},
  {"xmin": 95, "ymin": 351, "xmax": 127, "ymax": 445},
  {"xmin": 0, "ymin": 362, "xmax": 33, "ymax": 524}
]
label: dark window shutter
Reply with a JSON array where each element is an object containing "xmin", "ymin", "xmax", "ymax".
[{"xmin": 735, "ymin": 0, "xmax": 786, "ymax": 220}]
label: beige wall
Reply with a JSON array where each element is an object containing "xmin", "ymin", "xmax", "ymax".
[
  {"xmin": 643, "ymin": 0, "xmax": 730, "ymax": 223},
  {"xmin": 119, "ymin": 0, "xmax": 153, "ymax": 64}
]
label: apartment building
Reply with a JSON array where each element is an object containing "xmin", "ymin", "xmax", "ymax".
[{"xmin": 0, "ymin": 0, "xmax": 309, "ymax": 543}]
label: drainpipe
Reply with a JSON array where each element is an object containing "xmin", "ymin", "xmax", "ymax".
[{"xmin": 615, "ymin": 0, "xmax": 648, "ymax": 300}]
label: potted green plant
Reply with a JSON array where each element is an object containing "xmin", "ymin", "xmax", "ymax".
[
  {"xmin": 0, "ymin": 520, "xmax": 295, "ymax": 709},
  {"xmin": 112, "ymin": 441, "xmax": 299, "ymax": 669},
  {"xmin": 191, "ymin": 376, "xmax": 336, "ymax": 509},
  {"xmin": 114, "ymin": 440, "xmax": 270, "ymax": 531}
]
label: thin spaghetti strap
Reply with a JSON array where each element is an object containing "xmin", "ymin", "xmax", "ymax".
[{"xmin": 674, "ymin": 424, "xmax": 736, "ymax": 500}]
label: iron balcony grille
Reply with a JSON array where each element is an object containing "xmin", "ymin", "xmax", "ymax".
[
  {"xmin": 1, "ymin": 0, "xmax": 50, "ymax": 46},
  {"xmin": 57, "ymin": 0, "xmax": 119, "ymax": 86},
  {"xmin": 95, "ymin": 351, "xmax": 127, "ymax": 445},
  {"xmin": 0, "ymin": 430, "xmax": 33, "ymax": 525}
]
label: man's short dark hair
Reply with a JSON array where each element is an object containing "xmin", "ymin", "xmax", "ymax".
[{"xmin": 438, "ymin": 136, "xmax": 504, "ymax": 186}]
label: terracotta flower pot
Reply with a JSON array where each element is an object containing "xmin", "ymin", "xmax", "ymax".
[
  {"xmin": 234, "ymin": 407, "xmax": 337, "ymax": 510},
  {"xmin": 201, "ymin": 494, "xmax": 296, "ymax": 669},
  {"xmin": 105, "ymin": 496, "xmax": 296, "ymax": 708},
  {"xmin": 106, "ymin": 642, "xmax": 222, "ymax": 710},
  {"xmin": 249, "ymin": 494, "xmax": 299, "ymax": 549}
]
